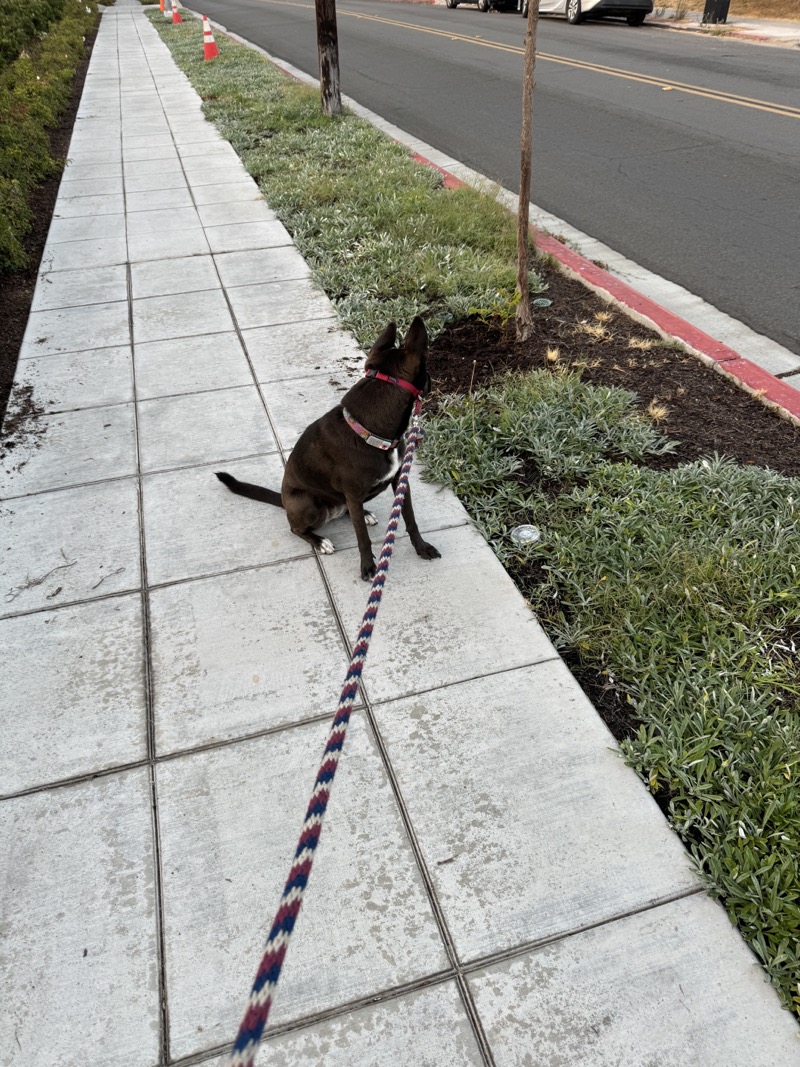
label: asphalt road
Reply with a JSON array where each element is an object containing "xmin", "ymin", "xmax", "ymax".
[{"xmin": 197, "ymin": 0, "xmax": 800, "ymax": 356}]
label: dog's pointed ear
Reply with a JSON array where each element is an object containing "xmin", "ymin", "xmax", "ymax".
[
  {"xmin": 404, "ymin": 316, "xmax": 428, "ymax": 359},
  {"xmin": 367, "ymin": 322, "xmax": 397, "ymax": 360}
]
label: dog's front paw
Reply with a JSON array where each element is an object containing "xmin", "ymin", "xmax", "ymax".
[
  {"xmin": 318, "ymin": 538, "xmax": 335, "ymax": 555},
  {"xmin": 363, "ymin": 511, "xmax": 378, "ymax": 527},
  {"xmin": 360, "ymin": 559, "xmax": 377, "ymax": 582},
  {"xmin": 415, "ymin": 541, "xmax": 441, "ymax": 561}
]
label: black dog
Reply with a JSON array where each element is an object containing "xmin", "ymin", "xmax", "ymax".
[{"xmin": 216, "ymin": 317, "xmax": 441, "ymax": 581}]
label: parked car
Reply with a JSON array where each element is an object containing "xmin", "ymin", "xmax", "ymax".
[
  {"xmin": 524, "ymin": 0, "xmax": 652, "ymax": 22},
  {"xmin": 447, "ymin": 0, "xmax": 653, "ymax": 23}
]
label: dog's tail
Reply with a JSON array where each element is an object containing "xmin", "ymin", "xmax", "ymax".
[{"xmin": 215, "ymin": 471, "xmax": 283, "ymax": 508}]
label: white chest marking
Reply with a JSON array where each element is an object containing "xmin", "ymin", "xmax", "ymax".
[{"xmin": 375, "ymin": 448, "xmax": 401, "ymax": 486}]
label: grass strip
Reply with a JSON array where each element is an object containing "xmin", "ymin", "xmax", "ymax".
[
  {"xmin": 423, "ymin": 373, "xmax": 800, "ymax": 1016},
  {"xmin": 147, "ymin": 12, "xmax": 535, "ymax": 347},
  {"xmin": 0, "ymin": 0, "xmax": 98, "ymax": 271},
  {"xmin": 151, "ymin": 13, "xmax": 800, "ymax": 1017}
]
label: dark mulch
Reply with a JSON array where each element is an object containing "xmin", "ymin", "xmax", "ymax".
[
  {"xmin": 0, "ymin": 20, "xmax": 100, "ymax": 431},
  {"xmin": 428, "ymin": 266, "xmax": 800, "ymax": 479}
]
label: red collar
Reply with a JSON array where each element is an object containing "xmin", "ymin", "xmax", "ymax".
[{"xmin": 365, "ymin": 369, "xmax": 423, "ymax": 415}]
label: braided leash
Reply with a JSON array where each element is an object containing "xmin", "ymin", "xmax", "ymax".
[{"xmin": 228, "ymin": 421, "xmax": 423, "ymax": 1067}]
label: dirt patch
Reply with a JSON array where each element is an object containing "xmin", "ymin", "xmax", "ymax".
[
  {"xmin": 0, "ymin": 20, "xmax": 100, "ymax": 430},
  {"xmin": 428, "ymin": 264, "xmax": 800, "ymax": 478}
]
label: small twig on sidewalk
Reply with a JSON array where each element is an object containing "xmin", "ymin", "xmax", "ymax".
[{"xmin": 4, "ymin": 549, "xmax": 77, "ymax": 603}]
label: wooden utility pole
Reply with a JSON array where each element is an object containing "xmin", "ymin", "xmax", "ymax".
[
  {"xmin": 516, "ymin": 0, "xmax": 541, "ymax": 341},
  {"xmin": 315, "ymin": 0, "xmax": 342, "ymax": 116}
]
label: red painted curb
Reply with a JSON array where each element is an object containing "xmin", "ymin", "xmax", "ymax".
[{"xmin": 408, "ymin": 152, "xmax": 800, "ymax": 426}]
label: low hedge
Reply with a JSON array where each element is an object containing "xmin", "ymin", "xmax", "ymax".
[
  {"xmin": 0, "ymin": 0, "xmax": 98, "ymax": 271},
  {"xmin": 0, "ymin": 0, "xmax": 65, "ymax": 72}
]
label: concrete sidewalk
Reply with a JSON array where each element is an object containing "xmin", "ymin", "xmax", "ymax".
[
  {"xmin": 2, "ymin": 2, "xmax": 799, "ymax": 1065},
  {"xmin": 649, "ymin": 8, "xmax": 800, "ymax": 47}
]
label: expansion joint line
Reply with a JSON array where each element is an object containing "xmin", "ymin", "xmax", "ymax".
[{"xmin": 227, "ymin": 423, "xmax": 423, "ymax": 1067}]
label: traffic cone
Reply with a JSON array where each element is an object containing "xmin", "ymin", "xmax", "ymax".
[
  {"xmin": 202, "ymin": 16, "xmax": 219, "ymax": 61},
  {"xmin": 172, "ymin": 1, "xmax": 182, "ymax": 24}
]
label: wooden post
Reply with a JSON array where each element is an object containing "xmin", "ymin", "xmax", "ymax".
[
  {"xmin": 315, "ymin": 0, "xmax": 342, "ymax": 116},
  {"xmin": 516, "ymin": 0, "xmax": 540, "ymax": 342}
]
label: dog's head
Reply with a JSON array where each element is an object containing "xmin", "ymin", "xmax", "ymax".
[{"xmin": 365, "ymin": 317, "xmax": 430, "ymax": 395}]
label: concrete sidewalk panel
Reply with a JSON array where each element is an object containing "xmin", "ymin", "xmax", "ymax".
[
  {"xmin": 61, "ymin": 161, "xmax": 123, "ymax": 183},
  {"xmin": 204, "ymin": 221, "xmax": 295, "ymax": 256},
  {"xmin": 197, "ymin": 199, "xmax": 278, "ymax": 228},
  {"xmin": 132, "ymin": 288, "xmax": 234, "ymax": 345},
  {"xmin": 126, "ymin": 187, "xmax": 195, "ymax": 213},
  {"xmin": 125, "ymin": 157, "xmax": 183, "ymax": 180},
  {"xmin": 58, "ymin": 175, "xmax": 124, "ymax": 199},
  {"xmin": 242, "ymin": 319, "xmax": 362, "ymax": 384},
  {"xmin": 191, "ymin": 181, "xmax": 264, "ymax": 206},
  {"xmin": 124, "ymin": 169, "xmax": 188, "ymax": 194},
  {"xmin": 39, "ymin": 235, "xmax": 128, "ymax": 273},
  {"xmin": 261, "ymin": 372, "xmax": 360, "ymax": 451},
  {"xmin": 53, "ymin": 192, "xmax": 125, "ymax": 219},
  {"xmin": 182, "ymin": 160, "xmax": 254, "ymax": 187},
  {"xmin": 0, "ymin": 479, "xmax": 141, "ymax": 617},
  {"xmin": 374, "ymin": 663, "xmax": 698, "ymax": 963},
  {"xmin": 178, "ymin": 141, "xmax": 243, "ymax": 160},
  {"xmin": 205, "ymin": 982, "xmax": 483, "ymax": 1067},
  {"xmin": 126, "ymin": 206, "xmax": 203, "ymax": 237},
  {"xmin": 0, "ymin": 770, "xmax": 159, "ymax": 1067},
  {"xmin": 130, "ymin": 254, "xmax": 220, "ymax": 301},
  {"xmin": 157, "ymin": 714, "xmax": 449, "ymax": 1059},
  {"xmin": 149, "ymin": 558, "xmax": 346, "ymax": 752},
  {"xmin": 31, "ymin": 263, "xmax": 128, "ymax": 313},
  {"xmin": 323, "ymin": 524, "xmax": 557, "ymax": 704},
  {"xmin": 142, "ymin": 455, "xmax": 303, "ymax": 585},
  {"xmin": 13, "ymin": 346, "xmax": 133, "ymax": 412},
  {"xmin": 0, "ymin": 596, "xmax": 146, "ymax": 794},
  {"xmin": 214, "ymin": 246, "xmax": 311, "ymax": 289},
  {"xmin": 137, "ymin": 386, "xmax": 277, "ymax": 472},
  {"xmin": 127, "ymin": 227, "xmax": 210, "ymax": 262},
  {"xmin": 0, "ymin": 403, "xmax": 137, "ymax": 498},
  {"xmin": 122, "ymin": 144, "xmax": 179, "ymax": 164},
  {"xmin": 46, "ymin": 213, "xmax": 126, "ymax": 245},
  {"xmin": 470, "ymin": 893, "xmax": 800, "ymax": 1066},
  {"xmin": 20, "ymin": 299, "xmax": 130, "ymax": 358},
  {"xmin": 228, "ymin": 279, "xmax": 333, "ymax": 331},
  {"xmin": 134, "ymin": 331, "xmax": 252, "ymax": 399}
]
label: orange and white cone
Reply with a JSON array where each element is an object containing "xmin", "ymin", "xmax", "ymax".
[
  {"xmin": 202, "ymin": 16, "xmax": 219, "ymax": 60},
  {"xmin": 171, "ymin": 1, "xmax": 182, "ymax": 24}
]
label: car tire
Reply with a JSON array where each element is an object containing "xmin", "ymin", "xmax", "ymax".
[
  {"xmin": 445, "ymin": 0, "xmax": 459, "ymax": 7},
  {"xmin": 477, "ymin": 0, "xmax": 490, "ymax": 10},
  {"xmin": 521, "ymin": 0, "xmax": 528, "ymax": 13},
  {"xmin": 626, "ymin": 10, "xmax": 646, "ymax": 23},
  {"xmin": 566, "ymin": 0, "xmax": 583, "ymax": 22}
]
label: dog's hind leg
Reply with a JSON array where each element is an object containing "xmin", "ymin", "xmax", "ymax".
[{"xmin": 291, "ymin": 527, "xmax": 335, "ymax": 554}]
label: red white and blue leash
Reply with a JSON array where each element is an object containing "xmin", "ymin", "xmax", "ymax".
[{"xmin": 228, "ymin": 418, "xmax": 423, "ymax": 1067}]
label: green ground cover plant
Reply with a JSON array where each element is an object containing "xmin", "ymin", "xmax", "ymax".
[
  {"xmin": 152, "ymin": 14, "xmax": 800, "ymax": 1017},
  {"xmin": 0, "ymin": 0, "xmax": 98, "ymax": 270},
  {"xmin": 148, "ymin": 12, "xmax": 532, "ymax": 346}
]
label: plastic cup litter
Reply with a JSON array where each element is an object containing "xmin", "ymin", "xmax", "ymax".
[{"xmin": 510, "ymin": 525, "xmax": 542, "ymax": 545}]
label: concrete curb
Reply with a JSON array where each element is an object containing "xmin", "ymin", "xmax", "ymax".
[{"xmin": 191, "ymin": 10, "xmax": 800, "ymax": 430}]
